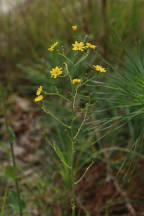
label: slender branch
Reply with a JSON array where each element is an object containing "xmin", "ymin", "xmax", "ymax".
[
  {"xmin": 43, "ymin": 91, "xmax": 70, "ymax": 102},
  {"xmin": 3, "ymin": 100, "xmax": 23, "ymax": 216},
  {"xmin": 80, "ymin": 74, "xmax": 97, "ymax": 87},
  {"xmin": 71, "ymin": 139, "xmax": 76, "ymax": 216},
  {"xmin": 74, "ymin": 51, "xmax": 89, "ymax": 67},
  {"xmin": 72, "ymin": 88, "xmax": 78, "ymax": 110},
  {"xmin": 58, "ymin": 52, "xmax": 73, "ymax": 64},
  {"xmin": 75, "ymin": 160, "xmax": 94, "ymax": 184},
  {"xmin": 42, "ymin": 103, "xmax": 71, "ymax": 129},
  {"xmin": 64, "ymin": 62, "xmax": 72, "ymax": 83},
  {"xmin": 73, "ymin": 105, "xmax": 88, "ymax": 140}
]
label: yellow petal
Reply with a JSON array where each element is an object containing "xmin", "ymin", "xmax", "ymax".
[{"xmin": 34, "ymin": 95, "xmax": 44, "ymax": 102}]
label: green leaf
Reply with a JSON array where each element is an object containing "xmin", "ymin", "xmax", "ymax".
[
  {"xmin": 8, "ymin": 190, "xmax": 26, "ymax": 213},
  {"xmin": 8, "ymin": 127, "xmax": 16, "ymax": 143},
  {"xmin": 4, "ymin": 165, "xmax": 17, "ymax": 180},
  {"xmin": 48, "ymin": 140, "xmax": 71, "ymax": 169}
]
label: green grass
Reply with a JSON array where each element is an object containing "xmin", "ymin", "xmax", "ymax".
[{"xmin": 90, "ymin": 45, "xmax": 144, "ymax": 177}]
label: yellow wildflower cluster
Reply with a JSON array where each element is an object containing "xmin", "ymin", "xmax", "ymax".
[
  {"xmin": 35, "ymin": 33, "xmax": 106, "ymax": 102},
  {"xmin": 72, "ymin": 41, "xmax": 85, "ymax": 51},
  {"xmin": 72, "ymin": 41, "xmax": 96, "ymax": 51},
  {"xmin": 35, "ymin": 86, "xmax": 44, "ymax": 102},
  {"xmin": 48, "ymin": 42, "xmax": 58, "ymax": 52},
  {"xmin": 72, "ymin": 79, "xmax": 81, "ymax": 84},
  {"xmin": 50, "ymin": 66, "xmax": 63, "ymax": 78},
  {"xmin": 93, "ymin": 65, "xmax": 106, "ymax": 72},
  {"xmin": 85, "ymin": 42, "xmax": 96, "ymax": 49},
  {"xmin": 72, "ymin": 25, "xmax": 77, "ymax": 31}
]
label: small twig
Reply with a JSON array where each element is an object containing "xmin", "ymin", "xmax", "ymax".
[
  {"xmin": 42, "ymin": 103, "xmax": 71, "ymax": 129},
  {"xmin": 43, "ymin": 91, "xmax": 70, "ymax": 102},
  {"xmin": 73, "ymin": 105, "xmax": 88, "ymax": 140},
  {"xmin": 75, "ymin": 160, "xmax": 94, "ymax": 184},
  {"xmin": 58, "ymin": 52, "xmax": 73, "ymax": 64}
]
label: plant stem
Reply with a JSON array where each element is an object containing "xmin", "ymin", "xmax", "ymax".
[
  {"xmin": 3, "ymin": 100, "xmax": 23, "ymax": 216},
  {"xmin": 58, "ymin": 52, "xmax": 73, "ymax": 64},
  {"xmin": 9, "ymin": 142, "xmax": 23, "ymax": 216},
  {"xmin": 71, "ymin": 139, "xmax": 76, "ymax": 216},
  {"xmin": 71, "ymin": 88, "xmax": 78, "ymax": 216},
  {"xmin": 42, "ymin": 103, "xmax": 71, "ymax": 129},
  {"xmin": 75, "ymin": 160, "xmax": 94, "ymax": 185},
  {"xmin": 72, "ymin": 88, "xmax": 78, "ymax": 110}
]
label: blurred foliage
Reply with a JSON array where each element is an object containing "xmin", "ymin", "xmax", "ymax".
[{"xmin": 1, "ymin": 0, "xmax": 144, "ymax": 86}]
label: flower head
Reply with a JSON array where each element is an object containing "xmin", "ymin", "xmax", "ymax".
[
  {"xmin": 36, "ymin": 85, "xmax": 43, "ymax": 96},
  {"xmin": 35, "ymin": 86, "xmax": 44, "ymax": 102},
  {"xmin": 48, "ymin": 42, "xmax": 58, "ymax": 52},
  {"xmin": 72, "ymin": 25, "xmax": 77, "ymax": 31},
  {"xmin": 86, "ymin": 42, "xmax": 96, "ymax": 49},
  {"xmin": 34, "ymin": 95, "xmax": 44, "ymax": 102},
  {"xmin": 50, "ymin": 66, "xmax": 63, "ymax": 78},
  {"xmin": 93, "ymin": 65, "xmax": 106, "ymax": 72},
  {"xmin": 72, "ymin": 78, "xmax": 81, "ymax": 84},
  {"xmin": 72, "ymin": 41, "xmax": 85, "ymax": 51}
]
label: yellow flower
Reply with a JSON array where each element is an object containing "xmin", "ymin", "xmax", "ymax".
[
  {"xmin": 85, "ymin": 42, "xmax": 96, "ymax": 49},
  {"xmin": 72, "ymin": 25, "xmax": 77, "ymax": 31},
  {"xmin": 72, "ymin": 41, "xmax": 85, "ymax": 51},
  {"xmin": 35, "ymin": 86, "xmax": 44, "ymax": 102},
  {"xmin": 72, "ymin": 78, "xmax": 81, "ymax": 84},
  {"xmin": 93, "ymin": 65, "xmax": 106, "ymax": 72},
  {"xmin": 36, "ymin": 86, "xmax": 43, "ymax": 96},
  {"xmin": 50, "ymin": 66, "xmax": 63, "ymax": 78},
  {"xmin": 48, "ymin": 42, "xmax": 58, "ymax": 51},
  {"xmin": 34, "ymin": 95, "xmax": 44, "ymax": 102}
]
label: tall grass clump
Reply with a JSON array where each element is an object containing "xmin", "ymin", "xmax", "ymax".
[{"xmin": 89, "ymin": 45, "xmax": 144, "ymax": 179}]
